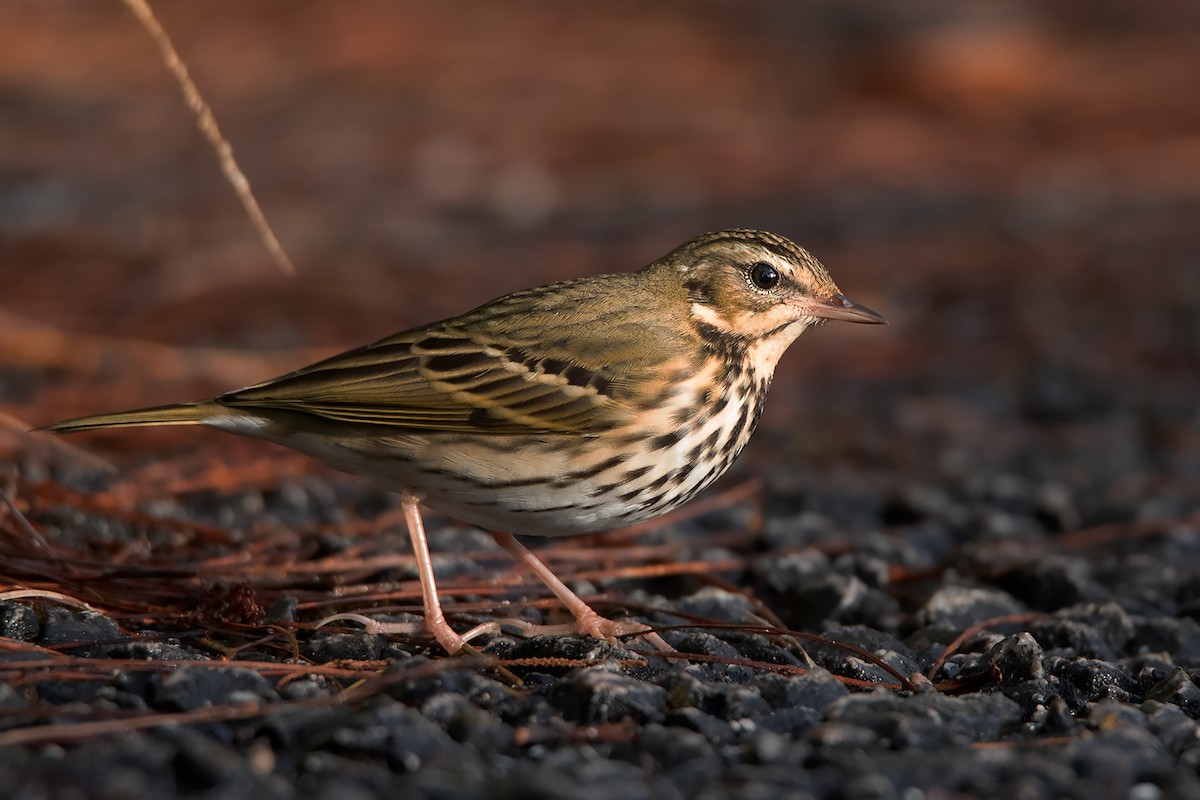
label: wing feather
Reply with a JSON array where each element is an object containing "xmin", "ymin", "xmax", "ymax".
[
  {"xmin": 216, "ymin": 327, "xmax": 623, "ymax": 434},
  {"xmin": 216, "ymin": 271, "xmax": 689, "ymax": 434}
]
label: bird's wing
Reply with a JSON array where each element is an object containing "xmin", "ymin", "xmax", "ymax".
[{"xmin": 217, "ymin": 326, "xmax": 628, "ymax": 434}]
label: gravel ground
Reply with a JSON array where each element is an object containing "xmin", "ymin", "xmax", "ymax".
[
  {"xmin": 2, "ymin": 429, "xmax": 1200, "ymax": 799},
  {"xmin": 3, "ymin": 2, "xmax": 1200, "ymax": 798}
]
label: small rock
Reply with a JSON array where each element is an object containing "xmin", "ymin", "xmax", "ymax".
[
  {"xmin": 329, "ymin": 702, "xmax": 462, "ymax": 771},
  {"xmin": 1144, "ymin": 667, "xmax": 1200, "ymax": 717},
  {"xmin": 39, "ymin": 607, "xmax": 122, "ymax": 645},
  {"xmin": 750, "ymin": 667, "xmax": 848, "ymax": 713},
  {"xmin": 833, "ymin": 552, "xmax": 892, "ymax": 589},
  {"xmin": 490, "ymin": 748, "xmax": 653, "ymax": 800},
  {"xmin": 168, "ymin": 728, "xmax": 254, "ymax": 793},
  {"xmin": 0, "ymin": 602, "xmax": 39, "ymax": 640},
  {"xmin": 1027, "ymin": 617, "xmax": 1116, "ymax": 660},
  {"xmin": 820, "ymin": 625, "xmax": 918, "ymax": 661},
  {"xmin": 151, "ymin": 665, "xmax": 276, "ymax": 711},
  {"xmin": 757, "ymin": 705, "xmax": 823, "ymax": 737},
  {"xmin": 913, "ymin": 586, "xmax": 1026, "ymax": 632},
  {"xmin": 657, "ymin": 669, "xmax": 704, "ymax": 710},
  {"xmin": 1055, "ymin": 658, "xmax": 1139, "ymax": 704},
  {"xmin": 549, "ymin": 665, "xmax": 667, "ymax": 724},
  {"xmin": 263, "ymin": 595, "xmax": 299, "ymax": 623},
  {"xmin": 824, "ymin": 688, "xmax": 1023, "ymax": 748},
  {"xmin": 977, "ymin": 632, "xmax": 1046, "ymax": 685},
  {"xmin": 831, "ymin": 656, "xmax": 905, "ymax": 686},
  {"xmin": 105, "ymin": 640, "xmax": 207, "ymax": 663},
  {"xmin": 1043, "ymin": 695, "xmax": 1077, "ymax": 734},
  {"xmin": 663, "ymin": 630, "xmax": 754, "ymax": 683},
  {"xmin": 1129, "ymin": 617, "xmax": 1200, "ymax": 664},
  {"xmin": 420, "ymin": 692, "xmax": 513, "ymax": 749},
  {"xmin": 639, "ymin": 722, "xmax": 720, "ymax": 781},
  {"xmin": 662, "ymin": 706, "xmax": 736, "ymax": 745},
  {"xmin": 0, "ymin": 681, "xmax": 28, "ymax": 710},
  {"xmin": 1064, "ymin": 722, "xmax": 1173, "ymax": 790},
  {"xmin": 386, "ymin": 660, "xmax": 517, "ymax": 716},
  {"xmin": 997, "ymin": 557, "xmax": 1109, "ymax": 612},
  {"xmin": 696, "ymin": 683, "xmax": 772, "ymax": 723},
  {"xmin": 278, "ymin": 676, "xmax": 339, "ymax": 702},
  {"xmin": 803, "ymin": 721, "xmax": 880, "ymax": 751},
  {"xmin": 303, "ymin": 632, "xmax": 386, "ymax": 663},
  {"xmin": 1141, "ymin": 700, "xmax": 1199, "ymax": 754},
  {"xmin": 505, "ymin": 633, "xmax": 640, "ymax": 664},
  {"xmin": 1003, "ymin": 678, "xmax": 1059, "ymax": 719},
  {"xmin": 745, "ymin": 727, "xmax": 793, "ymax": 764},
  {"xmin": 675, "ymin": 586, "xmax": 756, "ymax": 621}
]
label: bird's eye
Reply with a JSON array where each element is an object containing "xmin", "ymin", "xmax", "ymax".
[{"xmin": 749, "ymin": 261, "xmax": 780, "ymax": 291}]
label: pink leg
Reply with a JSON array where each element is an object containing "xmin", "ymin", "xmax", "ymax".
[
  {"xmin": 320, "ymin": 491, "xmax": 499, "ymax": 652},
  {"xmin": 491, "ymin": 531, "xmax": 673, "ymax": 652},
  {"xmin": 400, "ymin": 491, "xmax": 469, "ymax": 653},
  {"xmin": 319, "ymin": 496, "xmax": 672, "ymax": 655}
]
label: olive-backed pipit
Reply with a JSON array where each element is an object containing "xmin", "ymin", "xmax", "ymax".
[{"xmin": 39, "ymin": 229, "xmax": 885, "ymax": 653}]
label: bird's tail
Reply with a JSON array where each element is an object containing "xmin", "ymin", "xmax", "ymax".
[{"xmin": 35, "ymin": 402, "xmax": 222, "ymax": 434}]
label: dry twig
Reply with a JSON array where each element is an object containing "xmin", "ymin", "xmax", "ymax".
[{"xmin": 121, "ymin": 0, "xmax": 296, "ymax": 276}]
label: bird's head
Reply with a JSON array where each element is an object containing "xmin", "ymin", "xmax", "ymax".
[{"xmin": 653, "ymin": 229, "xmax": 885, "ymax": 357}]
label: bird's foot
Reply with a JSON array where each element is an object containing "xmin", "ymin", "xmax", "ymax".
[
  {"xmin": 318, "ymin": 609, "xmax": 677, "ymax": 658},
  {"xmin": 564, "ymin": 605, "xmax": 675, "ymax": 654},
  {"xmin": 316, "ymin": 612, "xmax": 501, "ymax": 655}
]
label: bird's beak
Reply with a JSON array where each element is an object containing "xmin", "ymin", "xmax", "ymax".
[{"xmin": 800, "ymin": 293, "xmax": 887, "ymax": 325}]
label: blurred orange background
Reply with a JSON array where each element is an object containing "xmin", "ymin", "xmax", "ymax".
[{"xmin": 2, "ymin": 1, "xmax": 1198, "ymax": 495}]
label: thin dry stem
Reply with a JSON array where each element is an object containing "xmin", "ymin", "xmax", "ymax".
[
  {"xmin": 0, "ymin": 482, "xmax": 54, "ymax": 552},
  {"xmin": 121, "ymin": 0, "xmax": 296, "ymax": 276},
  {"xmin": 0, "ymin": 589, "xmax": 94, "ymax": 610}
]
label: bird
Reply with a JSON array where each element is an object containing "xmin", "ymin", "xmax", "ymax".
[{"xmin": 37, "ymin": 229, "xmax": 885, "ymax": 654}]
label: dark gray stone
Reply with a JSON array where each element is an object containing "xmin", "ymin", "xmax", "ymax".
[
  {"xmin": 913, "ymin": 586, "xmax": 1027, "ymax": 632},
  {"xmin": 1027, "ymin": 617, "xmax": 1117, "ymax": 660},
  {"xmin": 750, "ymin": 667, "xmax": 849, "ymax": 713},
  {"xmin": 675, "ymin": 586, "xmax": 757, "ymax": 622},
  {"xmin": 997, "ymin": 557, "xmax": 1110, "ymax": 611},
  {"xmin": 977, "ymin": 631, "xmax": 1046, "ymax": 685},
  {"xmin": 326, "ymin": 702, "xmax": 463, "ymax": 772},
  {"xmin": 0, "ymin": 602, "xmax": 39, "ymax": 640},
  {"xmin": 1129, "ymin": 617, "xmax": 1200, "ymax": 664},
  {"xmin": 824, "ymin": 689, "xmax": 1024, "ymax": 749},
  {"xmin": 549, "ymin": 665, "xmax": 667, "ymax": 724},
  {"xmin": 1054, "ymin": 658, "xmax": 1140, "ymax": 704},
  {"xmin": 303, "ymin": 632, "xmax": 386, "ymax": 663},
  {"xmin": 1144, "ymin": 667, "xmax": 1200, "ymax": 718},
  {"xmin": 151, "ymin": 665, "xmax": 277, "ymax": 711},
  {"xmin": 662, "ymin": 706, "xmax": 737, "ymax": 746},
  {"xmin": 663, "ymin": 630, "xmax": 755, "ymax": 683},
  {"xmin": 38, "ymin": 607, "xmax": 122, "ymax": 645},
  {"xmin": 420, "ymin": 691, "xmax": 513, "ymax": 749}
]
